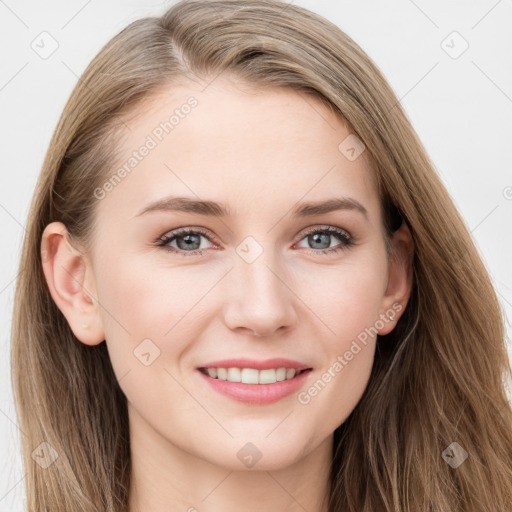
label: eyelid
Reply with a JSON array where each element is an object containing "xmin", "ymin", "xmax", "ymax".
[
  {"xmin": 296, "ymin": 224, "xmax": 351, "ymax": 240},
  {"xmin": 158, "ymin": 225, "xmax": 219, "ymax": 243}
]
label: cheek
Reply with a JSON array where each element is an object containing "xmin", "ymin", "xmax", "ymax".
[
  {"xmin": 299, "ymin": 339, "xmax": 376, "ymax": 437},
  {"xmin": 94, "ymin": 261, "xmax": 197, "ymax": 420},
  {"xmin": 292, "ymin": 254, "xmax": 387, "ymax": 343},
  {"xmin": 93, "ymin": 256, "xmax": 182, "ymax": 374},
  {"xmin": 96, "ymin": 250, "xmax": 202, "ymax": 330},
  {"xmin": 94, "ymin": 254, "xmax": 221, "ymax": 382}
]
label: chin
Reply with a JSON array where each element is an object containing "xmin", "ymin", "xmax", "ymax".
[{"xmin": 203, "ymin": 437, "xmax": 311, "ymax": 472}]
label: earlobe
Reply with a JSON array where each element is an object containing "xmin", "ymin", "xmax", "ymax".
[
  {"xmin": 41, "ymin": 222, "xmax": 105, "ymax": 346},
  {"xmin": 377, "ymin": 222, "xmax": 414, "ymax": 335}
]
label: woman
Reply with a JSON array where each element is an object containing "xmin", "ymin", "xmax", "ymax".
[{"xmin": 11, "ymin": 0, "xmax": 512, "ymax": 510}]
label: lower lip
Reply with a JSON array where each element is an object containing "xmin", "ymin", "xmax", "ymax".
[{"xmin": 196, "ymin": 369, "xmax": 312, "ymax": 405}]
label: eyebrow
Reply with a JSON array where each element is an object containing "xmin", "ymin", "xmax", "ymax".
[{"xmin": 134, "ymin": 196, "xmax": 369, "ymax": 221}]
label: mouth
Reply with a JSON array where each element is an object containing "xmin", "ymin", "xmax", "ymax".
[
  {"xmin": 195, "ymin": 358, "xmax": 313, "ymax": 404},
  {"xmin": 198, "ymin": 366, "xmax": 312, "ymax": 384}
]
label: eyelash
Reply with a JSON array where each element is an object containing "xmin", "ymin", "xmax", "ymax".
[{"xmin": 155, "ymin": 225, "xmax": 354, "ymax": 257}]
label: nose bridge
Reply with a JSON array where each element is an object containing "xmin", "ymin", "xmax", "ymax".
[{"xmin": 223, "ymin": 235, "xmax": 297, "ymax": 335}]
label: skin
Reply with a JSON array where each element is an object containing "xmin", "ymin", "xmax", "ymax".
[{"xmin": 41, "ymin": 75, "xmax": 413, "ymax": 512}]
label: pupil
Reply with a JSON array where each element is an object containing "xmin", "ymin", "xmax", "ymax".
[
  {"xmin": 310, "ymin": 233, "xmax": 329, "ymax": 249},
  {"xmin": 178, "ymin": 234, "xmax": 200, "ymax": 250}
]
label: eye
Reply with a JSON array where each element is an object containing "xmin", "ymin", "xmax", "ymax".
[
  {"xmin": 156, "ymin": 227, "xmax": 216, "ymax": 257},
  {"xmin": 295, "ymin": 225, "xmax": 354, "ymax": 255}
]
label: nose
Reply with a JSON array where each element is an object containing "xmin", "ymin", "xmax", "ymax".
[{"xmin": 222, "ymin": 250, "xmax": 298, "ymax": 337}]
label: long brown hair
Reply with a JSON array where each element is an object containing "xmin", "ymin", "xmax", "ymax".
[{"xmin": 11, "ymin": 1, "xmax": 512, "ymax": 510}]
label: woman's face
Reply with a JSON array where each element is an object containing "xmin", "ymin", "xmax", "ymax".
[{"xmin": 46, "ymin": 75, "xmax": 411, "ymax": 471}]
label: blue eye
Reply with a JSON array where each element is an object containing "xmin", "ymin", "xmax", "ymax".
[
  {"xmin": 296, "ymin": 226, "xmax": 354, "ymax": 254},
  {"xmin": 157, "ymin": 228, "xmax": 213, "ymax": 256},
  {"xmin": 156, "ymin": 225, "xmax": 354, "ymax": 257}
]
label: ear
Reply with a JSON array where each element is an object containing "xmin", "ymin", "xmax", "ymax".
[
  {"xmin": 377, "ymin": 222, "xmax": 414, "ymax": 335},
  {"xmin": 41, "ymin": 221, "xmax": 105, "ymax": 346}
]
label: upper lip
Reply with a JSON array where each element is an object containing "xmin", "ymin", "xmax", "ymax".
[{"xmin": 198, "ymin": 358, "xmax": 312, "ymax": 371}]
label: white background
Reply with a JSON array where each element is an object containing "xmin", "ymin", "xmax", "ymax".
[{"xmin": 1, "ymin": 1, "xmax": 511, "ymax": 509}]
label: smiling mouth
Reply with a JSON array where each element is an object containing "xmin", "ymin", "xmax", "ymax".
[{"xmin": 198, "ymin": 367, "xmax": 312, "ymax": 384}]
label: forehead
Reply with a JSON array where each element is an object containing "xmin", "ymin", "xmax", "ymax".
[{"xmin": 95, "ymin": 76, "xmax": 380, "ymax": 224}]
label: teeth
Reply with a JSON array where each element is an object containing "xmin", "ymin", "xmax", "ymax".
[
  {"xmin": 276, "ymin": 368, "xmax": 286, "ymax": 381},
  {"xmin": 241, "ymin": 368, "xmax": 259, "ymax": 384},
  {"xmin": 203, "ymin": 367, "xmax": 304, "ymax": 384},
  {"xmin": 259, "ymin": 369, "xmax": 277, "ymax": 384},
  {"xmin": 227, "ymin": 367, "xmax": 241, "ymax": 382}
]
